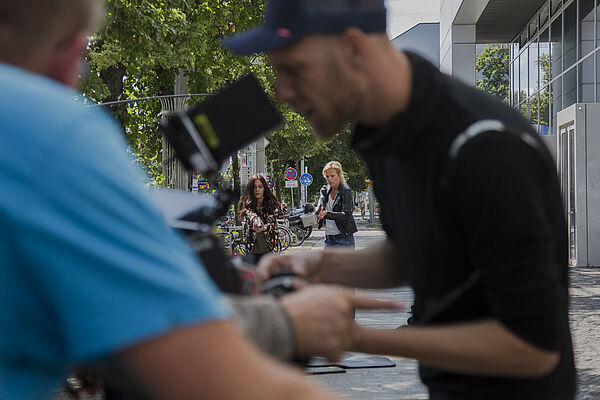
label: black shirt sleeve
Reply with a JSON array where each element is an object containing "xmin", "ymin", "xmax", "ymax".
[{"xmin": 449, "ymin": 132, "xmax": 568, "ymax": 352}]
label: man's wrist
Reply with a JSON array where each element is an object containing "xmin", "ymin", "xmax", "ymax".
[{"xmin": 312, "ymin": 251, "xmax": 330, "ymax": 283}]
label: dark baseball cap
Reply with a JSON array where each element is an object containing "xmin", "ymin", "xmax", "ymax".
[{"xmin": 222, "ymin": 0, "xmax": 387, "ymax": 55}]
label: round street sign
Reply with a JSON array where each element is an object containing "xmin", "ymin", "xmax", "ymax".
[
  {"xmin": 285, "ymin": 167, "xmax": 297, "ymax": 180},
  {"xmin": 265, "ymin": 175, "xmax": 275, "ymax": 190},
  {"xmin": 300, "ymin": 173, "xmax": 313, "ymax": 186}
]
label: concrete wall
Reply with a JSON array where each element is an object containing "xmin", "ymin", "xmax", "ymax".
[
  {"xmin": 440, "ymin": 0, "xmax": 489, "ymax": 84},
  {"xmin": 440, "ymin": 0, "xmax": 462, "ymax": 75},
  {"xmin": 392, "ymin": 23, "xmax": 440, "ymax": 67},
  {"xmin": 557, "ymin": 103, "xmax": 600, "ymax": 267},
  {"xmin": 583, "ymin": 104, "xmax": 600, "ymax": 266}
]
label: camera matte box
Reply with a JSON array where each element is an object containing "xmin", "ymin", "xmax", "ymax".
[{"xmin": 160, "ymin": 74, "xmax": 282, "ymax": 173}]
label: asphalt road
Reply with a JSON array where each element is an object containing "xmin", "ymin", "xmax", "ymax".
[{"xmin": 293, "ymin": 219, "xmax": 600, "ymax": 399}]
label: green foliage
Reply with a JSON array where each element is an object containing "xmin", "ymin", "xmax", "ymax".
[
  {"xmin": 81, "ymin": 0, "xmax": 370, "ymax": 195},
  {"xmin": 521, "ymin": 53, "xmax": 551, "ymax": 128},
  {"xmin": 81, "ymin": 0, "xmax": 267, "ymax": 184},
  {"xmin": 476, "ymin": 44, "xmax": 510, "ymax": 102}
]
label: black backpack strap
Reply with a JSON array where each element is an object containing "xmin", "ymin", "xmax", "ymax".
[
  {"xmin": 442, "ymin": 119, "xmax": 545, "ymax": 187},
  {"xmin": 415, "ymin": 120, "xmax": 545, "ymax": 325}
]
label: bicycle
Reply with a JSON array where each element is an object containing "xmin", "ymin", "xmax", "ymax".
[
  {"xmin": 276, "ymin": 225, "xmax": 292, "ymax": 251},
  {"xmin": 216, "ymin": 215, "xmax": 248, "ymax": 256}
]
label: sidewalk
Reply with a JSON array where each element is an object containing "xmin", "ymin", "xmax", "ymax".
[{"xmin": 569, "ymin": 267, "xmax": 600, "ymax": 399}]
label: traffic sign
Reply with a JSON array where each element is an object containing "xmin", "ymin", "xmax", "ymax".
[
  {"xmin": 198, "ymin": 180, "xmax": 210, "ymax": 190},
  {"xmin": 285, "ymin": 167, "xmax": 297, "ymax": 180},
  {"xmin": 285, "ymin": 180, "xmax": 298, "ymax": 188},
  {"xmin": 265, "ymin": 175, "xmax": 275, "ymax": 190},
  {"xmin": 300, "ymin": 173, "xmax": 313, "ymax": 186}
]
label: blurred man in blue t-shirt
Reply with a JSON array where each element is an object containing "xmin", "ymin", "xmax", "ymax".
[{"xmin": 0, "ymin": 1, "xmax": 363, "ymax": 399}]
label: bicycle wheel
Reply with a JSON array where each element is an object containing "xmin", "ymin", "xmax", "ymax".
[
  {"xmin": 290, "ymin": 226, "xmax": 306, "ymax": 246},
  {"xmin": 303, "ymin": 226, "xmax": 312, "ymax": 239},
  {"xmin": 277, "ymin": 227, "xmax": 292, "ymax": 251}
]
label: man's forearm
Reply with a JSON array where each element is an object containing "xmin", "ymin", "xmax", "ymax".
[
  {"xmin": 317, "ymin": 240, "xmax": 405, "ymax": 288},
  {"xmin": 117, "ymin": 321, "xmax": 338, "ymax": 400},
  {"xmin": 353, "ymin": 319, "xmax": 559, "ymax": 378}
]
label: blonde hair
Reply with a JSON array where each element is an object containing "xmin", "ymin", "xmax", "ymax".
[{"xmin": 322, "ymin": 161, "xmax": 346, "ymax": 186}]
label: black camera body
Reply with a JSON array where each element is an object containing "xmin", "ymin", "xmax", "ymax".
[{"xmin": 159, "ymin": 74, "xmax": 281, "ymax": 179}]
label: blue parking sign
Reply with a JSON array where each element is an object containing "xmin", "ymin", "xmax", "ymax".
[{"xmin": 300, "ymin": 173, "xmax": 313, "ymax": 186}]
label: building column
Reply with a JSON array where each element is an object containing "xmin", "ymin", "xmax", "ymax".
[
  {"xmin": 255, "ymin": 137, "xmax": 266, "ymax": 175},
  {"xmin": 441, "ymin": 24, "xmax": 476, "ymax": 85},
  {"xmin": 440, "ymin": 0, "xmax": 486, "ymax": 86}
]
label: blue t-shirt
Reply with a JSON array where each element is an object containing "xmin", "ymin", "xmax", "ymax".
[{"xmin": 0, "ymin": 64, "xmax": 230, "ymax": 399}]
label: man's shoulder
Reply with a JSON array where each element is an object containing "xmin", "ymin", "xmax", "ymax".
[
  {"xmin": 0, "ymin": 65, "xmax": 123, "ymax": 169},
  {"xmin": 1, "ymin": 63, "xmax": 80, "ymax": 109},
  {"xmin": 0, "ymin": 64, "xmax": 115, "ymax": 141},
  {"xmin": 440, "ymin": 73, "xmax": 530, "ymax": 133}
]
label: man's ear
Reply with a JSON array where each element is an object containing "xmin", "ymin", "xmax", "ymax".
[
  {"xmin": 44, "ymin": 31, "xmax": 88, "ymax": 88},
  {"xmin": 338, "ymin": 27, "xmax": 369, "ymax": 72}
]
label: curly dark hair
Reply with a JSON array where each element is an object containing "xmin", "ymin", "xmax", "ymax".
[{"xmin": 237, "ymin": 174, "xmax": 279, "ymax": 219}]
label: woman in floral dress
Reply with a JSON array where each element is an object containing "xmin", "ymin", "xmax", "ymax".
[{"xmin": 237, "ymin": 174, "xmax": 281, "ymax": 264}]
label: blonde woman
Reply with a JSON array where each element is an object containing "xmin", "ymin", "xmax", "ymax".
[{"xmin": 316, "ymin": 161, "xmax": 358, "ymax": 248}]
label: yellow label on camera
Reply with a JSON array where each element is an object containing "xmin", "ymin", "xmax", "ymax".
[{"xmin": 193, "ymin": 113, "xmax": 220, "ymax": 150}]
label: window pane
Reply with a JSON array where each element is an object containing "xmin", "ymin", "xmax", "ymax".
[
  {"xmin": 510, "ymin": 42, "xmax": 518, "ymax": 106},
  {"xmin": 549, "ymin": 84, "xmax": 556, "ymax": 134},
  {"xmin": 564, "ymin": 68, "xmax": 577, "ymax": 107},
  {"xmin": 511, "ymin": 42, "xmax": 520, "ymax": 62},
  {"xmin": 579, "ymin": 56, "xmax": 595, "ymax": 102},
  {"xmin": 510, "ymin": 61, "xmax": 514, "ymax": 106},
  {"xmin": 529, "ymin": 94, "xmax": 539, "ymax": 126},
  {"xmin": 551, "ymin": 0, "xmax": 562, "ymax": 16},
  {"xmin": 520, "ymin": 46, "xmax": 530, "ymax": 101},
  {"xmin": 539, "ymin": 28, "xmax": 551, "ymax": 87},
  {"xmin": 530, "ymin": 39, "xmax": 540, "ymax": 94},
  {"xmin": 530, "ymin": 18, "xmax": 539, "ymax": 38},
  {"xmin": 540, "ymin": 85, "xmax": 550, "ymax": 134},
  {"xmin": 540, "ymin": 4, "xmax": 550, "ymax": 27},
  {"xmin": 580, "ymin": 0, "xmax": 595, "ymax": 58},
  {"xmin": 552, "ymin": 76, "xmax": 563, "ymax": 116},
  {"xmin": 563, "ymin": 2, "xmax": 577, "ymax": 69},
  {"xmin": 551, "ymin": 15, "xmax": 563, "ymax": 79},
  {"xmin": 596, "ymin": 51, "xmax": 600, "ymax": 101},
  {"xmin": 514, "ymin": 53, "xmax": 521, "ymax": 104},
  {"xmin": 596, "ymin": 0, "xmax": 600, "ymax": 45}
]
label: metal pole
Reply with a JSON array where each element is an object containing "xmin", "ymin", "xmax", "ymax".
[
  {"xmin": 368, "ymin": 184, "xmax": 375, "ymax": 224},
  {"xmin": 256, "ymin": 138, "xmax": 266, "ymax": 175},
  {"xmin": 300, "ymin": 159, "xmax": 305, "ymax": 204}
]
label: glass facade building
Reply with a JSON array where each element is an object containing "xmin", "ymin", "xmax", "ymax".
[{"xmin": 510, "ymin": 0, "xmax": 599, "ymax": 135}]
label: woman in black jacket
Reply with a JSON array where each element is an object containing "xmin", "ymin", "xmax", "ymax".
[{"xmin": 316, "ymin": 161, "xmax": 358, "ymax": 248}]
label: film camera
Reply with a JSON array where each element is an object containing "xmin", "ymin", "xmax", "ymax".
[{"xmin": 158, "ymin": 74, "xmax": 297, "ymax": 296}]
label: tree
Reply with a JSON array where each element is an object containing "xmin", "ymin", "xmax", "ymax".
[
  {"xmin": 476, "ymin": 44, "xmax": 510, "ymax": 102},
  {"xmin": 81, "ymin": 0, "xmax": 268, "ymax": 184},
  {"xmin": 81, "ymin": 0, "xmax": 371, "ymax": 197}
]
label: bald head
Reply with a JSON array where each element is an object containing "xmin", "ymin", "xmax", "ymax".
[{"xmin": 0, "ymin": 0, "xmax": 103, "ymax": 82}]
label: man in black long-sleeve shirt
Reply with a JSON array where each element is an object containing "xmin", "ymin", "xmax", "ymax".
[{"xmin": 224, "ymin": 0, "xmax": 576, "ymax": 398}]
